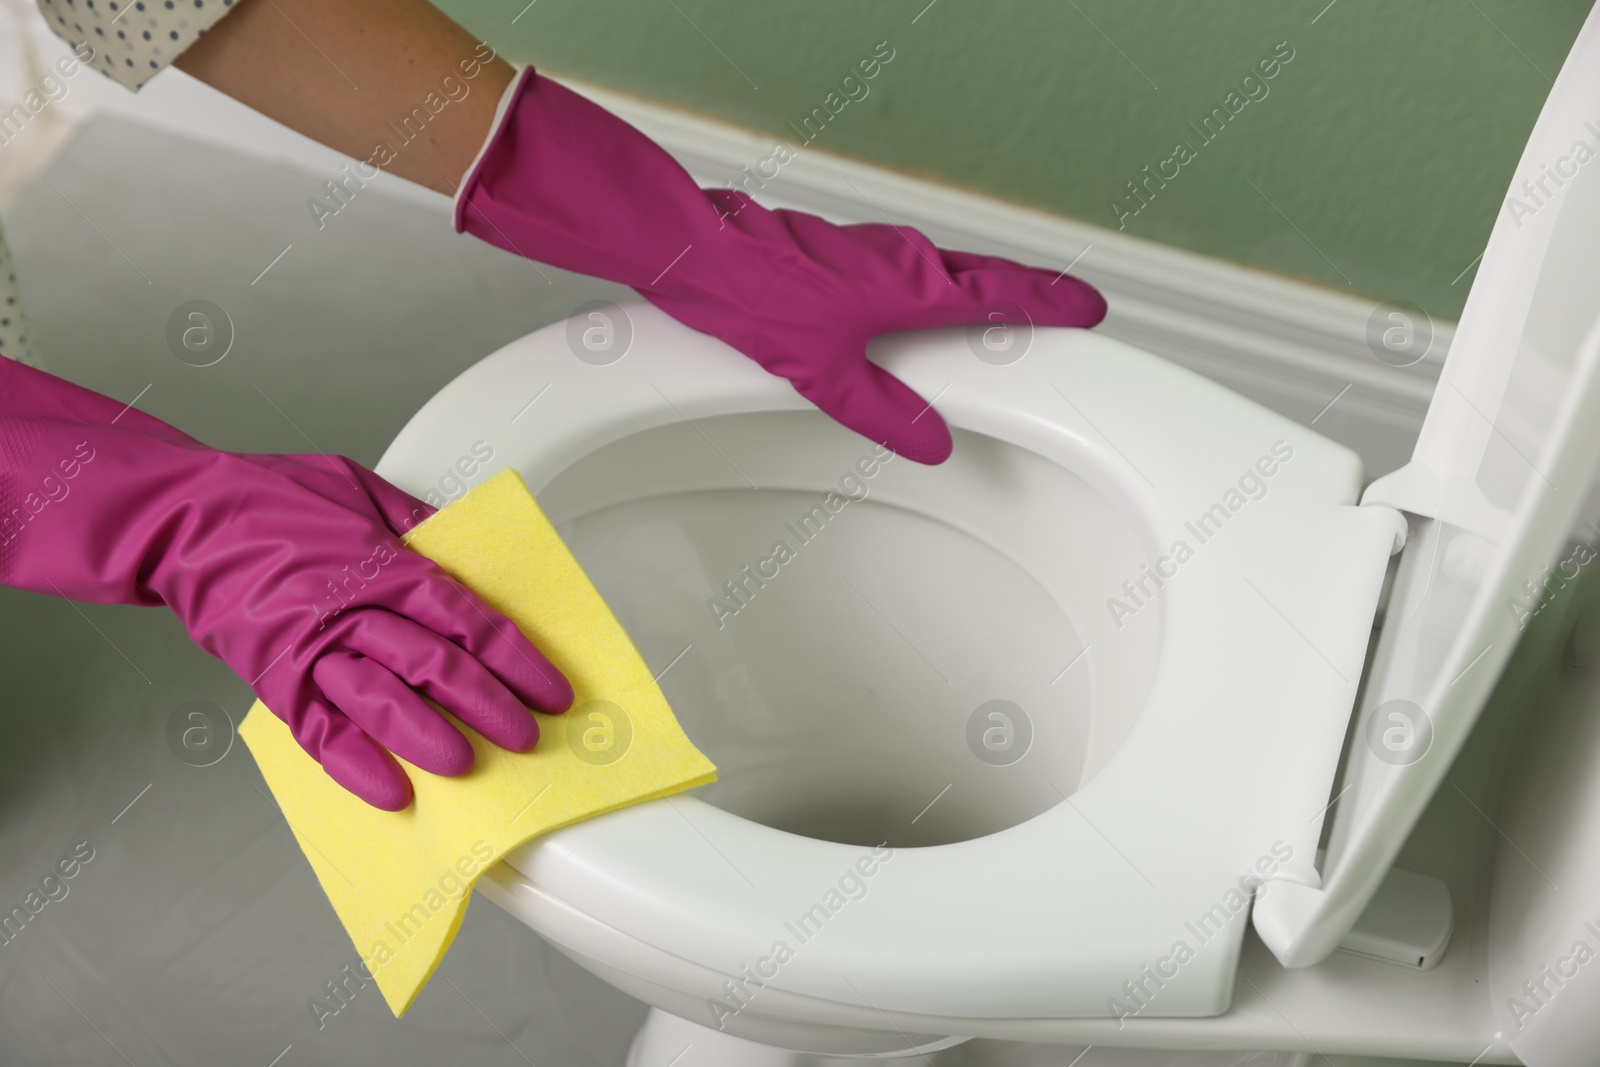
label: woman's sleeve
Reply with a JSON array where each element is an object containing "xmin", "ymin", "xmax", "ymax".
[
  {"xmin": 35, "ymin": 0, "xmax": 240, "ymax": 92},
  {"xmin": 0, "ymin": 225, "xmax": 40, "ymax": 369}
]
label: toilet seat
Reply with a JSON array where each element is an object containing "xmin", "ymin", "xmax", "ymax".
[{"xmin": 378, "ymin": 304, "xmax": 1404, "ymax": 1023}]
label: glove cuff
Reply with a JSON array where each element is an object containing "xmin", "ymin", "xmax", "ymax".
[{"xmin": 453, "ymin": 64, "xmax": 535, "ymax": 235}]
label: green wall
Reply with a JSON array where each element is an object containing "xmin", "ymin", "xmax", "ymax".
[{"xmin": 439, "ymin": 0, "xmax": 1592, "ymax": 321}]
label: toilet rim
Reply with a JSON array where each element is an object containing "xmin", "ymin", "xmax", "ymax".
[{"xmin": 377, "ymin": 304, "xmax": 1399, "ymax": 1020}]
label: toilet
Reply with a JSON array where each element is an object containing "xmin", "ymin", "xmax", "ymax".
[{"xmin": 375, "ymin": 8, "xmax": 1600, "ymax": 1065}]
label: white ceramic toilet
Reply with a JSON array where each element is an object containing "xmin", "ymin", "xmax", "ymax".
[{"xmin": 375, "ymin": 9, "xmax": 1600, "ymax": 1065}]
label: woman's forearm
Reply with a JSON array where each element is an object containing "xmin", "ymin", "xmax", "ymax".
[{"xmin": 174, "ymin": 0, "xmax": 513, "ymax": 195}]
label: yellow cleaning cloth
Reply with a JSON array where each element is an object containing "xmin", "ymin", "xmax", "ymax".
[{"xmin": 240, "ymin": 468, "xmax": 717, "ymax": 1017}]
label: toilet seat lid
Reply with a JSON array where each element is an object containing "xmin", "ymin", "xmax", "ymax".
[{"xmin": 1255, "ymin": 1, "xmax": 1600, "ymax": 966}]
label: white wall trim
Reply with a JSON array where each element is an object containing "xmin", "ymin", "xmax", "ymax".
[{"xmin": 575, "ymin": 78, "xmax": 1449, "ymax": 473}]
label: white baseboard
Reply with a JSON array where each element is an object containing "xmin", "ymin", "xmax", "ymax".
[{"xmin": 576, "ymin": 78, "xmax": 1447, "ymax": 478}]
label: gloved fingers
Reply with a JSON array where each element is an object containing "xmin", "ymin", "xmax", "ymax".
[
  {"xmin": 341, "ymin": 612, "xmax": 541, "ymax": 754},
  {"xmin": 398, "ymin": 574, "xmax": 576, "ymax": 715},
  {"xmin": 276, "ymin": 692, "xmax": 415, "ymax": 811},
  {"xmin": 828, "ymin": 219, "xmax": 949, "ymax": 275},
  {"xmin": 795, "ymin": 358, "xmax": 953, "ymax": 466},
  {"xmin": 311, "ymin": 651, "xmax": 477, "ymax": 777},
  {"xmin": 938, "ymin": 247, "xmax": 1055, "ymax": 274},
  {"xmin": 821, "ymin": 222, "xmax": 1108, "ymax": 330},
  {"xmin": 948, "ymin": 263, "xmax": 1108, "ymax": 330}
]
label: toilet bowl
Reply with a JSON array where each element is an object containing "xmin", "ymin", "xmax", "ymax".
[
  {"xmin": 378, "ymin": 303, "xmax": 1405, "ymax": 1056},
  {"xmin": 376, "ymin": 10, "xmax": 1600, "ymax": 1059}
]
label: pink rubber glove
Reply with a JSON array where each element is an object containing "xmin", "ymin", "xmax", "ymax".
[
  {"xmin": 456, "ymin": 68, "xmax": 1108, "ymax": 465},
  {"xmin": 0, "ymin": 357, "xmax": 572, "ymax": 810}
]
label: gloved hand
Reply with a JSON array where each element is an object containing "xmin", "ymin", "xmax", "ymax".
[
  {"xmin": 455, "ymin": 68, "xmax": 1108, "ymax": 465},
  {"xmin": 0, "ymin": 358, "xmax": 572, "ymax": 810}
]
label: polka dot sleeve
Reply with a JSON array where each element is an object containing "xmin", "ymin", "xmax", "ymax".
[
  {"xmin": 0, "ymin": 224, "xmax": 41, "ymax": 370},
  {"xmin": 36, "ymin": 0, "xmax": 238, "ymax": 93}
]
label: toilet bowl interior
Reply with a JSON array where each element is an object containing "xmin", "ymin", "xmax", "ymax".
[{"xmin": 535, "ymin": 409, "xmax": 1164, "ymax": 848}]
